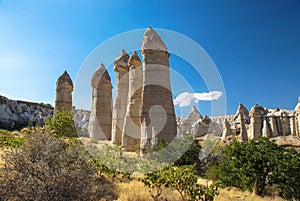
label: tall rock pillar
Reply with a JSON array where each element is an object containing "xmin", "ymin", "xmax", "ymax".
[
  {"xmin": 122, "ymin": 51, "xmax": 143, "ymax": 151},
  {"xmin": 294, "ymin": 97, "xmax": 300, "ymax": 136},
  {"xmin": 54, "ymin": 71, "xmax": 73, "ymax": 114},
  {"xmin": 88, "ymin": 64, "xmax": 112, "ymax": 140},
  {"xmin": 111, "ymin": 50, "xmax": 130, "ymax": 144},
  {"xmin": 249, "ymin": 105, "xmax": 263, "ymax": 140},
  {"xmin": 239, "ymin": 109, "xmax": 248, "ymax": 142},
  {"xmin": 140, "ymin": 27, "xmax": 177, "ymax": 151}
]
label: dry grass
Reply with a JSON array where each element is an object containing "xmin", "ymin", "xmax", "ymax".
[
  {"xmin": 215, "ymin": 187, "xmax": 285, "ymax": 201},
  {"xmin": 116, "ymin": 180, "xmax": 181, "ymax": 201},
  {"xmin": 115, "ymin": 179, "xmax": 286, "ymax": 201}
]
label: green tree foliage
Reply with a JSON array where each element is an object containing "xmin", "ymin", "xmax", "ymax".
[
  {"xmin": 149, "ymin": 133, "xmax": 202, "ymax": 170},
  {"xmin": 140, "ymin": 165, "xmax": 219, "ymax": 201},
  {"xmin": 45, "ymin": 110, "xmax": 77, "ymax": 138},
  {"xmin": 0, "ymin": 132, "xmax": 116, "ymax": 201},
  {"xmin": 217, "ymin": 137, "xmax": 300, "ymax": 200}
]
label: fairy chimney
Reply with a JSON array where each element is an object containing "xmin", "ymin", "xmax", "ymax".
[
  {"xmin": 122, "ymin": 51, "xmax": 143, "ymax": 151},
  {"xmin": 88, "ymin": 64, "xmax": 112, "ymax": 140},
  {"xmin": 140, "ymin": 27, "xmax": 177, "ymax": 152},
  {"xmin": 111, "ymin": 50, "xmax": 130, "ymax": 145},
  {"xmin": 54, "ymin": 71, "xmax": 73, "ymax": 114}
]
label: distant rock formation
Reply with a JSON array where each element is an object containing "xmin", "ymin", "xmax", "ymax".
[
  {"xmin": 0, "ymin": 95, "xmax": 53, "ymax": 130},
  {"xmin": 54, "ymin": 71, "xmax": 73, "ymax": 114}
]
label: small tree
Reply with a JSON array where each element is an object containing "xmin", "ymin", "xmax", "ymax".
[
  {"xmin": 45, "ymin": 109, "xmax": 77, "ymax": 138},
  {"xmin": 140, "ymin": 165, "xmax": 219, "ymax": 201},
  {"xmin": 0, "ymin": 132, "xmax": 116, "ymax": 200},
  {"xmin": 217, "ymin": 137, "xmax": 300, "ymax": 200}
]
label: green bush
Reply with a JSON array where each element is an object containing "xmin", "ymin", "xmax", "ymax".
[
  {"xmin": 148, "ymin": 133, "xmax": 202, "ymax": 170},
  {"xmin": 217, "ymin": 137, "xmax": 300, "ymax": 200},
  {"xmin": 45, "ymin": 110, "xmax": 77, "ymax": 138},
  {"xmin": 0, "ymin": 129, "xmax": 24, "ymax": 148},
  {"xmin": 140, "ymin": 165, "xmax": 219, "ymax": 201}
]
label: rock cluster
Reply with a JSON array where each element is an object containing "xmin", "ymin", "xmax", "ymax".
[
  {"xmin": 0, "ymin": 95, "xmax": 53, "ymax": 130},
  {"xmin": 88, "ymin": 27, "xmax": 178, "ymax": 152}
]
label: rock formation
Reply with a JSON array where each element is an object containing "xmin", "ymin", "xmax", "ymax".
[
  {"xmin": 179, "ymin": 105, "xmax": 202, "ymax": 136},
  {"xmin": 249, "ymin": 105, "xmax": 265, "ymax": 140},
  {"xmin": 221, "ymin": 119, "xmax": 232, "ymax": 140},
  {"xmin": 54, "ymin": 71, "xmax": 73, "ymax": 114},
  {"xmin": 295, "ymin": 96, "xmax": 300, "ymax": 136},
  {"xmin": 239, "ymin": 105, "xmax": 248, "ymax": 142},
  {"xmin": 262, "ymin": 117, "xmax": 270, "ymax": 137},
  {"xmin": 0, "ymin": 95, "xmax": 53, "ymax": 130},
  {"xmin": 140, "ymin": 27, "xmax": 177, "ymax": 151},
  {"xmin": 122, "ymin": 51, "xmax": 143, "ymax": 151},
  {"xmin": 111, "ymin": 50, "xmax": 130, "ymax": 144},
  {"xmin": 88, "ymin": 64, "xmax": 112, "ymax": 140}
]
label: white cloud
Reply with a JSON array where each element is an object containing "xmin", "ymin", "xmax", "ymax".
[{"xmin": 173, "ymin": 91, "xmax": 223, "ymax": 107}]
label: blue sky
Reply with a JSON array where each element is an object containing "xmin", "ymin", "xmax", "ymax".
[{"xmin": 0, "ymin": 0, "xmax": 300, "ymax": 116}]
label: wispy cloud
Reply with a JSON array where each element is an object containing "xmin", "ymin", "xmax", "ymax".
[{"xmin": 173, "ymin": 91, "xmax": 223, "ymax": 107}]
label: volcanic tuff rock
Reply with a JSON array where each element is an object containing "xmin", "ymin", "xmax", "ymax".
[{"xmin": 0, "ymin": 95, "xmax": 53, "ymax": 130}]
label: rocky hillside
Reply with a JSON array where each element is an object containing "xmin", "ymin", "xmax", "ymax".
[
  {"xmin": 0, "ymin": 95, "xmax": 53, "ymax": 130},
  {"xmin": 0, "ymin": 95, "xmax": 91, "ymax": 135}
]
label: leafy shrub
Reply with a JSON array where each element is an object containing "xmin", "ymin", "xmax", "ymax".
[
  {"xmin": 140, "ymin": 165, "xmax": 219, "ymax": 201},
  {"xmin": 148, "ymin": 133, "xmax": 202, "ymax": 169},
  {"xmin": 45, "ymin": 109, "xmax": 77, "ymax": 138},
  {"xmin": 0, "ymin": 129, "xmax": 24, "ymax": 148},
  {"xmin": 0, "ymin": 132, "xmax": 116, "ymax": 200},
  {"xmin": 217, "ymin": 136, "xmax": 300, "ymax": 200},
  {"xmin": 89, "ymin": 144, "xmax": 136, "ymax": 180}
]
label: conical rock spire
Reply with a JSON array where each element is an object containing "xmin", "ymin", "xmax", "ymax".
[
  {"xmin": 141, "ymin": 27, "xmax": 168, "ymax": 52},
  {"xmin": 114, "ymin": 49, "xmax": 129, "ymax": 71},
  {"xmin": 91, "ymin": 63, "xmax": 112, "ymax": 88}
]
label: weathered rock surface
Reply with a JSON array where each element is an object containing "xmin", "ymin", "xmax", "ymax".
[
  {"xmin": 54, "ymin": 71, "xmax": 73, "ymax": 114},
  {"xmin": 140, "ymin": 27, "xmax": 177, "ymax": 152},
  {"xmin": 111, "ymin": 50, "xmax": 130, "ymax": 144},
  {"xmin": 122, "ymin": 51, "xmax": 143, "ymax": 151},
  {"xmin": 88, "ymin": 64, "xmax": 112, "ymax": 140},
  {"xmin": 0, "ymin": 95, "xmax": 53, "ymax": 130}
]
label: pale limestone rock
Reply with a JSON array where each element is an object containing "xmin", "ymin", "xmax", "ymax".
[
  {"xmin": 54, "ymin": 71, "xmax": 73, "ymax": 114},
  {"xmin": 233, "ymin": 103, "xmax": 250, "ymax": 124},
  {"xmin": 141, "ymin": 27, "xmax": 167, "ymax": 52},
  {"xmin": 239, "ymin": 108, "xmax": 248, "ymax": 142},
  {"xmin": 269, "ymin": 114, "xmax": 279, "ymax": 137},
  {"xmin": 140, "ymin": 27, "xmax": 177, "ymax": 152},
  {"xmin": 262, "ymin": 117, "xmax": 270, "ymax": 138},
  {"xmin": 191, "ymin": 115, "xmax": 211, "ymax": 138},
  {"xmin": 179, "ymin": 105, "xmax": 202, "ymax": 136},
  {"xmin": 88, "ymin": 64, "xmax": 112, "ymax": 140},
  {"xmin": 249, "ymin": 104, "xmax": 265, "ymax": 140},
  {"xmin": 289, "ymin": 113, "xmax": 297, "ymax": 136},
  {"xmin": 295, "ymin": 96, "xmax": 300, "ymax": 136},
  {"xmin": 283, "ymin": 112, "xmax": 291, "ymax": 135},
  {"xmin": 122, "ymin": 51, "xmax": 143, "ymax": 151},
  {"xmin": 111, "ymin": 50, "xmax": 130, "ymax": 144},
  {"xmin": 221, "ymin": 119, "xmax": 232, "ymax": 140}
]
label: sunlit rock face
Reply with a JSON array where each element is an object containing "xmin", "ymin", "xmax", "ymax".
[
  {"xmin": 54, "ymin": 71, "xmax": 73, "ymax": 114},
  {"xmin": 88, "ymin": 64, "xmax": 112, "ymax": 140},
  {"xmin": 122, "ymin": 51, "xmax": 143, "ymax": 151},
  {"xmin": 0, "ymin": 95, "xmax": 53, "ymax": 130},
  {"xmin": 140, "ymin": 27, "xmax": 177, "ymax": 152},
  {"xmin": 111, "ymin": 50, "xmax": 130, "ymax": 144}
]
